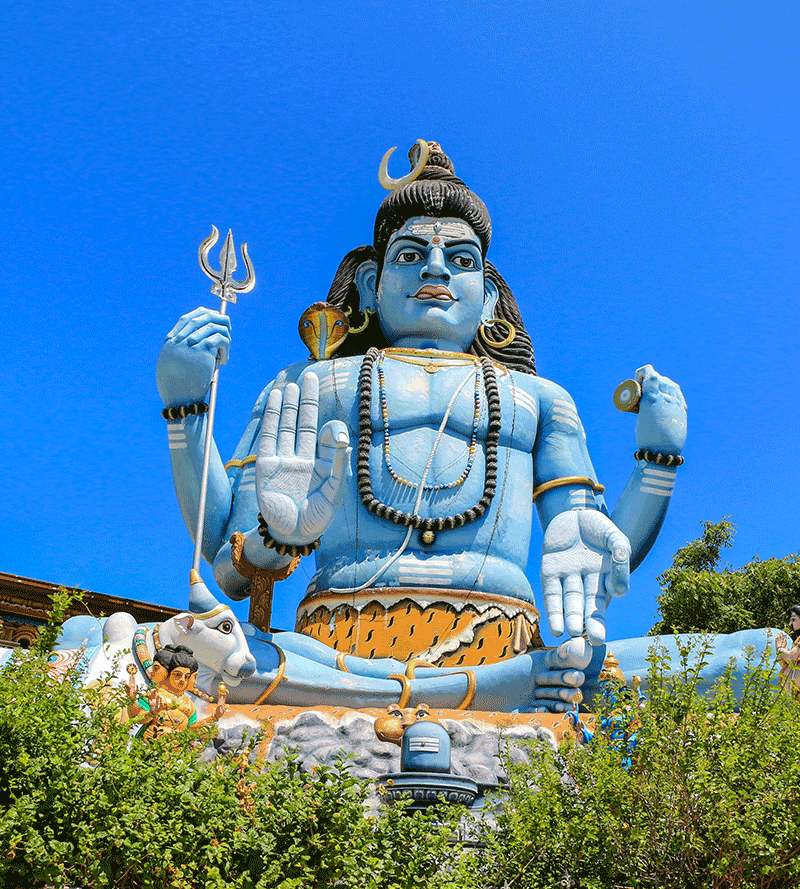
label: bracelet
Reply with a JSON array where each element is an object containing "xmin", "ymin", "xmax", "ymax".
[
  {"xmin": 162, "ymin": 402, "xmax": 209, "ymax": 421},
  {"xmin": 531, "ymin": 476, "xmax": 605, "ymax": 503},
  {"xmin": 257, "ymin": 514, "xmax": 321, "ymax": 557},
  {"xmin": 635, "ymin": 450, "xmax": 684, "ymax": 467}
]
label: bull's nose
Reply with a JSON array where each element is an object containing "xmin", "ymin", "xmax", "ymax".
[{"xmin": 238, "ymin": 657, "xmax": 256, "ymax": 678}]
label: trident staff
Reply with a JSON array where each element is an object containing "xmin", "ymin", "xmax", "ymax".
[{"xmin": 192, "ymin": 227, "xmax": 255, "ymax": 576}]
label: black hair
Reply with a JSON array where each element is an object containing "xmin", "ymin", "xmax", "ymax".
[
  {"xmin": 154, "ymin": 644, "xmax": 198, "ymax": 675},
  {"xmin": 325, "ymin": 142, "xmax": 536, "ymax": 375},
  {"xmin": 789, "ymin": 604, "xmax": 800, "ymax": 641}
]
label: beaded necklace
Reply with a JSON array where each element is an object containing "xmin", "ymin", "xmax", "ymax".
[
  {"xmin": 358, "ymin": 347, "xmax": 501, "ymax": 547},
  {"xmin": 378, "ymin": 351, "xmax": 481, "ymax": 492}
]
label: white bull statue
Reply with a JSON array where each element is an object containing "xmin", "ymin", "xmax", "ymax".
[{"xmin": 49, "ymin": 572, "xmax": 256, "ymax": 699}]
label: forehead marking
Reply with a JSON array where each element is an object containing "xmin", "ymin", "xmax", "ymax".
[{"xmin": 405, "ymin": 221, "xmax": 474, "ymax": 239}]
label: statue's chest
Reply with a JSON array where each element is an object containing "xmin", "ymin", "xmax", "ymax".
[
  {"xmin": 315, "ymin": 360, "xmax": 537, "ymax": 452},
  {"xmin": 375, "ymin": 363, "xmax": 486, "ymax": 437}
]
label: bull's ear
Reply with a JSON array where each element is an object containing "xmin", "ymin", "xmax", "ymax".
[{"xmin": 173, "ymin": 614, "xmax": 196, "ymax": 633}]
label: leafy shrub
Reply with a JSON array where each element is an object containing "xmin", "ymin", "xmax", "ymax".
[
  {"xmin": 468, "ymin": 639, "xmax": 800, "ymax": 889},
  {"xmin": 651, "ymin": 520, "xmax": 800, "ymax": 636},
  {"xmin": 0, "ymin": 590, "xmax": 469, "ymax": 889}
]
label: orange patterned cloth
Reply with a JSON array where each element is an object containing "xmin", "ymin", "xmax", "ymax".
[{"xmin": 296, "ymin": 587, "xmax": 542, "ymax": 667}]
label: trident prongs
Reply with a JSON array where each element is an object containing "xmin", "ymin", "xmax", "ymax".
[{"xmin": 198, "ymin": 226, "xmax": 256, "ymax": 304}]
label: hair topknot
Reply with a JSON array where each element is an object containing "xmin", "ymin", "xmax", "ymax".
[{"xmin": 374, "ymin": 141, "xmax": 492, "ymax": 264}]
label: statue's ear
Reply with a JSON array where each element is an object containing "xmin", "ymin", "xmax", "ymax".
[
  {"xmin": 173, "ymin": 614, "xmax": 196, "ymax": 634},
  {"xmin": 481, "ymin": 276, "xmax": 500, "ymax": 324},
  {"xmin": 355, "ymin": 258, "xmax": 379, "ymax": 314}
]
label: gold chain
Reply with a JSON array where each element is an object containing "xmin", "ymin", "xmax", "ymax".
[{"xmin": 384, "ymin": 347, "xmax": 478, "ymax": 374}]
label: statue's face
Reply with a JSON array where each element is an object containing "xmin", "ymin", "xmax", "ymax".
[
  {"xmin": 790, "ymin": 612, "xmax": 800, "ymax": 633},
  {"xmin": 163, "ymin": 666, "xmax": 192, "ymax": 695},
  {"xmin": 376, "ymin": 217, "xmax": 490, "ymax": 351}
]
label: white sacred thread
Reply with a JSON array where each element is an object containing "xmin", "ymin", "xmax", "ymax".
[{"xmin": 329, "ymin": 368, "xmax": 475, "ymax": 594}]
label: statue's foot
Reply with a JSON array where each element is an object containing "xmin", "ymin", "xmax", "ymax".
[{"xmin": 527, "ymin": 637, "xmax": 593, "ymax": 713}]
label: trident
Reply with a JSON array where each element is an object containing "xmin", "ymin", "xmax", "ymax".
[{"xmin": 192, "ymin": 227, "xmax": 256, "ymax": 575}]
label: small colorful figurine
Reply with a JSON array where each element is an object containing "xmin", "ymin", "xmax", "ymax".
[
  {"xmin": 568, "ymin": 651, "xmax": 645, "ymax": 770},
  {"xmin": 122, "ymin": 643, "xmax": 228, "ymax": 741},
  {"xmin": 776, "ymin": 604, "xmax": 800, "ymax": 700}
]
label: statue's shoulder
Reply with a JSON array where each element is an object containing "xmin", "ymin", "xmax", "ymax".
[{"xmin": 508, "ymin": 370, "xmax": 576, "ymax": 409}]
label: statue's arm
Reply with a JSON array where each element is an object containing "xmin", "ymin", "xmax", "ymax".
[
  {"xmin": 533, "ymin": 382, "xmax": 630, "ymax": 644},
  {"xmin": 776, "ymin": 634, "xmax": 800, "ymax": 663},
  {"xmin": 156, "ymin": 306, "xmax": 295, "ymax": 583},
  {"xmin": 532, "ymin": 381, "xmax": 605, "ymax": 526},
  {"xmin": 609, "ymin": 365, "xmax": 687, "ymax": 570},
  {"xmin": 213, "ymin": 366, "xmax": 351, "ymax": 600},
  {"xmin": 211, "ymin": 380, "xmax": 298, "ymax": 599},
  {"xmin": 156, "ymin": 307, "xmax": 236, "ymax": 564}
]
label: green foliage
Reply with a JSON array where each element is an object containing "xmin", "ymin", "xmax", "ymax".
[
  {"xmin": 468, "ymin": 639, "xmax": 800, "ymax": 889},
  {"xmin": 651, "ymin": 520, "xmax": 800, "ymax": 635},
  {"xmin": 0, "ymin": 599, "xmax": 470, "ymax": 889}
]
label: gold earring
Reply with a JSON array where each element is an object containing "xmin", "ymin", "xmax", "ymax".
[
  {"xmin": 345, "ymin": 306, "xmax": 374, "ymax": 335},
  {"xmin": 478, "ymin": 318, "xmax": 516, "ymax": 349}
]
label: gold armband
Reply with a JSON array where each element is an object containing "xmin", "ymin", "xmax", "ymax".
[
  {"xmin": 224, "ymin": 454, "xmax": 257, "ymax": 471},
  {"xmin": 531, "ymin": 476, "xmax": 605, "ymax": 503}
]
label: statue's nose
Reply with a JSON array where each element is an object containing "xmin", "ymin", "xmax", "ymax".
[
  {"xmin": 421, "ymin": 246, "xmax": 449, "ymax": 280},
  {"xmin": 238, "ymin": 656, "xmax": 256, "ymax": 678}
]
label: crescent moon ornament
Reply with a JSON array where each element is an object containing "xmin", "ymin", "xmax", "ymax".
[{"xmin": 378, "ymin": 139, "xmax": 430, "ymax": 191}]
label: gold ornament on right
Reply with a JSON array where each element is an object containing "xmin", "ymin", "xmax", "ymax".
[{"xmin": 478, "ymin": 318, "xmax": 516, "ymax": 349}]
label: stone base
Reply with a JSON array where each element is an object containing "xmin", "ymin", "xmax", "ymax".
[{"xmin": 206, "ymin": 703, "xmax": 592, "ymax": 791}]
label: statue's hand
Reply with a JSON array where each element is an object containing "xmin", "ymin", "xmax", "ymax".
[
  {"xmin": 156, "ymin": 306, "xmax": 232, "ymax": 407},
  {"xmin": 256, "ymin": 372, "xmax": 351, "ymax": 545},
  {"xmin": 541, "ymin": 510, "xmax": 631, "ymax": 645},
  {"xmin": 147, "ymin": 688, "xmax": 164, "ymax": 716},
  {"xmin": 529, "ymin": 637, "xmax": 593, "ymax": 713},
  {"xmin": 634, "ymin": 365, "xmax": 687, "ymax": 454}
]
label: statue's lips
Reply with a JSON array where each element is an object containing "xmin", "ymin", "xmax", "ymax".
[{"xmin": 409, "ymin": 285, "xmax": 455, "ymax": 302}]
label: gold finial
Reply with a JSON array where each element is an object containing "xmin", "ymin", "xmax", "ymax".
[
  {"xmin": 189, "ymin": 568, "xmax": 203, "ymax": 586},
  {"xmin": 599, "ymin": 651, "xmax": 626, "ymax": 685}
]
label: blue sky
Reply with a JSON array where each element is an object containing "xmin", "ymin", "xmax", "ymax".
[{"xmin": 1, "ymin": 1, "xmax": 797, "ymax": 644}]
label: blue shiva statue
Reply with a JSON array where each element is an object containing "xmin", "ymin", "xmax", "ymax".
[{"xmin": 155, "ymin": 140, "xmax": 688, "ymax": 713}]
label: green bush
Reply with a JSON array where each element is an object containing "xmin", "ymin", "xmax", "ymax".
[
  {"xmin": 468, "ymin": 639, "xmax": 800, "ymax": 889},
  {"xmin": 0, "ymin": 591, "xmax": 470, "ymax": 889}
]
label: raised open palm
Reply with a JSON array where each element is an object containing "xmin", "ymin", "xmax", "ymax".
[{"xmin": 256, "ymin": 372, "xmax": 351, "ymax": 544}]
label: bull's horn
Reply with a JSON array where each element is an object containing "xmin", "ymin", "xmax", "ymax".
[
  {"xmin": 378, "ymin": 139, "xmax": 429, "ymax": 191},
  {"xmin": 188, "ymin": 570, "xmax": 224, "ymax": 616}
]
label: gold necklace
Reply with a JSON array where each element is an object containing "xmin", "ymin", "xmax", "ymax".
[{"xmin": 384, "ymin": 347, "xmax": 477, "ymax": 374}]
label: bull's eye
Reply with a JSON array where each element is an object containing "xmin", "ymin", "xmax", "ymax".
[{"xmin": 217, "ymin": 620, "xmax": 233, "ymax": 634}]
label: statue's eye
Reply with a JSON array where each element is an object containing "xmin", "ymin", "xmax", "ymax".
[
  {"xmin": 217, "ymin": 620, "xmax": 233, "ymax": 634},
  {"xmin": 452, "ymin": 254, "xmax": 476, "ymax": 269},
  {"xmin": 389, "ymin": 708, "xmax": 403, "ymax": 718},
  {"xmin": 396, "ymin": 250, "xmax": 422, "ymax": 263}
]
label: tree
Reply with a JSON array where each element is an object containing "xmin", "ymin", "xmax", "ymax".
[{"xmin": 650, "ymin": 519, "xmax": 800, "ymax": 636}]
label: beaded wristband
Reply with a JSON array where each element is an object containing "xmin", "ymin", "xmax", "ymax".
[
  {"xmin": 162, "ymin": 402, "xmax": 209, "ymax": 421},
  {"xmin": 257, "ymin": 513, "xmax": 321, "ymax": 557},
  {"xmin": 635, "ymin": 450, "xmax": 685, "ymax": 467}
]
